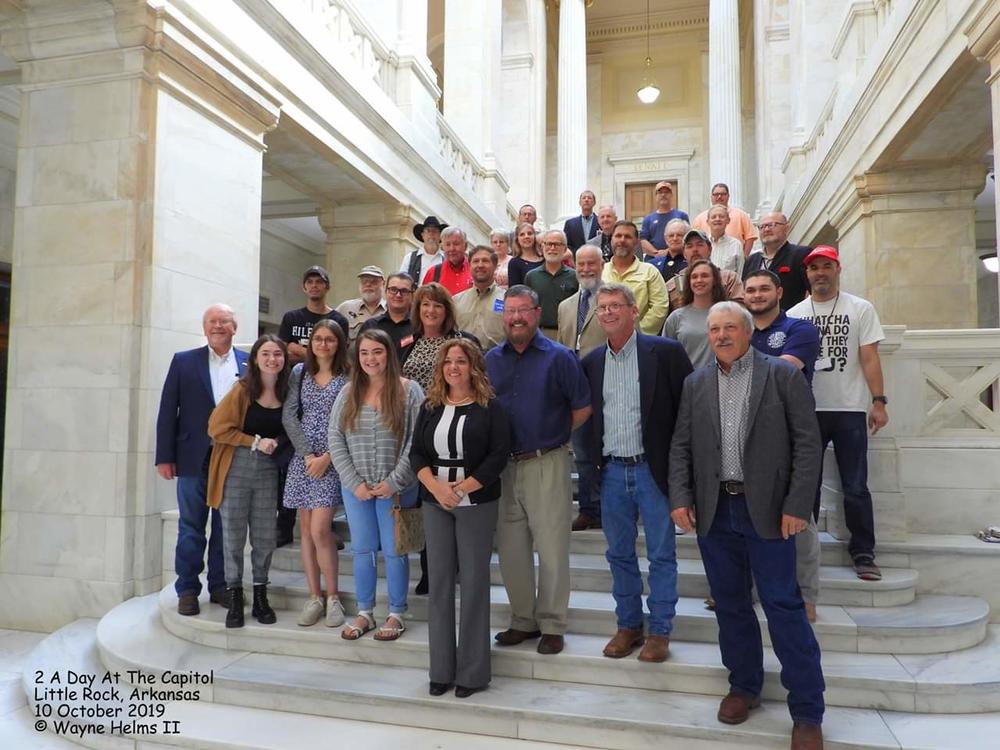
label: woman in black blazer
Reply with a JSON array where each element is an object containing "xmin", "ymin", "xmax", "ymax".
[{"xmin": 410, "ymin": 338, "xmax": 510, "ymax": 698}]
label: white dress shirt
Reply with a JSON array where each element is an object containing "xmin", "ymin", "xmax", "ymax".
[{"xmin": 208, "ymin": 347, "xmax": 240, "ymax": 405}]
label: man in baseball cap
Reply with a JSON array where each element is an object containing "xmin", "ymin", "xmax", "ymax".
[
  {"xmin": 336, "ymin": 265, "xmax": 387, "ymax": 342},
  {"xmin": 639, "ymin": 181, "xmax": 690, "ymax": 258}
]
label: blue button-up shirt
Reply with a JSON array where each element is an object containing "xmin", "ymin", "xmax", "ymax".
[
  {"xmin": 751, "ymin": 311, "xmax": 820, "ymax": 385},
  {"xmin": 486, "ymin": 331, "xmax": 591, "ymax": 454}
]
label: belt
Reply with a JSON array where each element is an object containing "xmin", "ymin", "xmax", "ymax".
[
  {"xmin": 510, "ymin": 446, "xmax": 560, "ymax": 463},
  {"xmin": 605, "ymin": 454, "xmax": 646, "ymax": 466},
  {"xmin": 720, "ymin": 481, "xmax": 745, "ymax": 495}
]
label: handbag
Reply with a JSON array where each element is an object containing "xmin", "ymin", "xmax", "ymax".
[{"xmin": 392, "ymin": 493, "xmax": 425, "ymax": 555}]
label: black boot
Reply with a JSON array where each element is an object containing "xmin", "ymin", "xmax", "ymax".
[
  {"xmin": 252, "ymin": 584, "xmax": 277, "ymax": 624},
  {"xmin": 225, "ymin": 587, "xmax": 244, "ymax": 629},
  {"xmin": 415, "ymin": 548, "xmax": 429, "ymax": 595}
]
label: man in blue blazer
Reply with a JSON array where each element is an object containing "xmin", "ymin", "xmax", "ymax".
[
  {"xmin": 581, "ymin": 282, "xmax": 692, "ymax": 663},
  {"xmin": 668, "ymin": 301, "xmax": 824, "ymax": 750},
  {"xmin": 155, "ymin": 304, "xmax": 248, "ymax": 616},
  {"xmin": 563, "ymin": 190, "xmax": 600, "ymax": 253}
]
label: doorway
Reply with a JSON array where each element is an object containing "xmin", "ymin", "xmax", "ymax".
[{"xmin": 625, "ymin": 180, "xmax": 678, "ymax": 225}]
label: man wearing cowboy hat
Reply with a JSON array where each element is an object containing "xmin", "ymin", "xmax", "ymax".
[{"xmin": 402, "ymin": 215, "xmax": 448, "ymax": 286}]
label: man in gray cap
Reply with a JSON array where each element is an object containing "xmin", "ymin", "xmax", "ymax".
[
  {"xmin": 665, "ymin": 230, "xmax": 745, "ymax": 314},
  {"xmin": 336, "ymin": 265, "xmax": 387, "ymax": 342},
  {"xmin": 279, "ymin": 266, "xmax": 351, "ymax": 365}
]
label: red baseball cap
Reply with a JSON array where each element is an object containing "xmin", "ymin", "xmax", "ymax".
[{"xmin": 803, "ymin": 246, "xmax": 840, "ymax": 266}]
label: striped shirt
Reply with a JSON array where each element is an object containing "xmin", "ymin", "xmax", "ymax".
[
  {"xmin": 602, "ymin": 331, "xmax": 643, "ymax": 458},
  {"xmin": 433, "ymin": 404, "xmax": 472, "ymax": 507},
  {"xmin": 328, "ymin": 379, "xmax": 425, "ymax": 494},
  {"xmin": 718, "ymin": 347, "xmax": 754, "ymax": 481}
]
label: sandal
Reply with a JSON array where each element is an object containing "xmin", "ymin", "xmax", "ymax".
[
  {"xmin": 340, "ymin": 611, "xmax": 375, "ymax": 640},
  {"xmin": 373, "ymin": 613, "xmax": 406, "ymax": 641}
]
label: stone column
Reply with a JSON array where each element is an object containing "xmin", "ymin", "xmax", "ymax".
[
  {"xmin": 393, "ymin": 0, "xmax": 440, "ymax": 132},
  {"xmin": 708, "ymin": 0, "xmax": 744, "ymax": 208},
  {"xmin": 320, "ymin": 204, "xmax": 414, "ymax": 304},
  {"xmin": 832, "ymin": 165, "xmax": 986, "ymax": 329},
  {"xmin": 0, "ymin": 0, "xmax": 279, "ymax": 630},
  {"xmin": 556, "ymin": 0, "xmax": 587, "ymax": 222},
  {"xmin": 966, "ymin": 4, "xmax": 1000, "ymax": 318}
]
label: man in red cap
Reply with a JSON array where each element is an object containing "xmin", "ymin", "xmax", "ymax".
[
  {"xmin": 639, "ymin": 181, "xmax": 690, "ymax": 258},
  {"xmin": 787, "ymin": 246, "xmax": 888, "ymax": 582},
  {"xmin": 402, "ymin": 215, "xmax": 447, "ymax": 286}
]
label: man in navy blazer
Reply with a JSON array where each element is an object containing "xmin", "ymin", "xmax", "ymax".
[
  {"xmin": 563, "ymin": 190, "xmax": 600, "ymax": 253},
  {"xmin": 155, "ymin": 303, "xmax": 248, "ymax": 616},
  {"xmin": 581, "ymin": 282, "xmax": 692, "ymax": 663}
]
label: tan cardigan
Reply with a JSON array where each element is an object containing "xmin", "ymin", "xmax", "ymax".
[{"xmin": 206, "ymin": 383, "xmax": 254, "ymax": 509}]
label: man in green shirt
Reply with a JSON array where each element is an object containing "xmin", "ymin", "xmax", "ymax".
[{"xmin": 526, "ymin": 230, "xmax": 579, "ymax": 339}]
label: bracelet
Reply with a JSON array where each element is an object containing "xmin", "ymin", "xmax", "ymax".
[{"xmin": 251, "ymin": 435, "xmax": 261, "ymax": 452}]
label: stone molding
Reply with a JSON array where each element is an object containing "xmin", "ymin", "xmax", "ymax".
[
  {"xmin": 586, "ymin": 10, "xmax": 707, "ymax": 43},
  {"xmin": 502, "ymin": 52, "xmax": 534, "ymax": 70},
  {"xmin": 831, "ymin": 0, "xmax": 876, "ymax": 61},
  {"xmin": 965, "ymin": 0, "xmax": 1000, "ymax": 69},
  {"xmin": 764, "ymin": 23, "xmax": 790, "ymax": 43}
]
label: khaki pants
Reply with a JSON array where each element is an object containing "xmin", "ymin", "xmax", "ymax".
[{"xmin": 496, "ymin": 446, "xmax": 572, "ymax": 634}]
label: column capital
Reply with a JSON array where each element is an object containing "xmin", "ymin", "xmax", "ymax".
[
  {"xmin": 0, "ymin": 0, "xmax": 280, "ymax": 149},
  {"xmin": 966, "ymin": 1, "xmax": 1000, "ymax": 69}
]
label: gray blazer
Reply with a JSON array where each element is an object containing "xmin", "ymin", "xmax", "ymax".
[{"xmin": 668, "ymin": 348, "xmax": 821, "ymax": 539}]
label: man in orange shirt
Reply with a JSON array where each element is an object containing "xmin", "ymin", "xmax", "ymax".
[{"xmin": 692, "ymin": 183, "xmax": 757, "ymax": 256}]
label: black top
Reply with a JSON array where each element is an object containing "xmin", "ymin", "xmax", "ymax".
[
  {"xmin": 742, "ymin": 242, "xmax": 811, "ymax": 310},
  {"xmin": 278, "ymin": 307, "xmax": 351, "ymax": 348},
  {"xmin": 361, "ymin": 312, "xmax": 414, "ymax": 363},
  {"xmin": 410, "ymin": 399, "xmax": 511, "ymax": 505},
  {"xmin": 243, "ymin": 401, "xmax": 285, "ymax": 439},
  {"xmin": 507, "ymin": 257, "xmax": 544, "ymax": 288}
]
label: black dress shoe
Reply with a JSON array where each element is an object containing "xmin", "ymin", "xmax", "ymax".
[
  {"xmin": 536, "ymin": 634, "xmax": 564, "ymax": 655},
  {"xmin": 494, "ymin": 628, "xmax": 542, "ymax": 646},
  {"xmin": 429, "ymin": 682, "xmax": 451, "ymax": 696},
  {"xmin": 177, "ymin": 593, "xmax": 199, "ymax": 616},
  {"xmin": 209, "ymin": 589, "xmax": 228, "ymax": 608},
  {"xmin": 454, "ymin": 685, "xmax": 485, "ymax": 698}
]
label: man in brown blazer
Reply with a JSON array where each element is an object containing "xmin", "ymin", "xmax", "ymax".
[{"xmin": 557, "ymin": 244, "xmax": 606, "ymax": 530}]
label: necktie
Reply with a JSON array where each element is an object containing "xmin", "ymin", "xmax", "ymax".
[{"xmin": 577, "ymin": 288, "xmax": 591, "ymax": 338}]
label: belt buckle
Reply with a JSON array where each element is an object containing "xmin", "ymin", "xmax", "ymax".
[{"xmin": 723, "ymin": 481, "xmax": 742, "ymax": 495}]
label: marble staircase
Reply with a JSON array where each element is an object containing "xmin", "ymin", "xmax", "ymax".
[{"xmin": 16, "ymin": 507, "xmax": 1000, "ymax": 749}]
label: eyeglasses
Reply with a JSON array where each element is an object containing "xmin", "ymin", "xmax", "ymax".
[
  {"xmin": 596, "ymin": 302, "xmax": 628, "ymax": 315},
  {"xmin": 503, "ymin": 307, "xmax": 538, "ymax": 316},
  {"xmin": 386, "ymin": 287, "xmax": 413, "ymax": 296},
  {"xmin": 758, "ymin": 222, "xmax": 787, "ymax": 230},
  {"xmin": 542, "ymin": 241, "xmax": 566, "ymax": 247},
  {"xmin": 312, "ymin": 337, "xmax": 337, "ymax": 345}
]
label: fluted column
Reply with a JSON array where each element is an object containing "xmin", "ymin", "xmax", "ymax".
[
  {"xmin": 708, "ymin": 0, "xmax": 744, "ymax": 208},
  {"xmin": 557, "ymin": 0, "xmax": 588, "ymax": 222}
]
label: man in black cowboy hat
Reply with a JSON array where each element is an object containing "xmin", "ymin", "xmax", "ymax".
[{"xmin": 401, "ymin": 215, "xmax": 448, "ymax": 287}]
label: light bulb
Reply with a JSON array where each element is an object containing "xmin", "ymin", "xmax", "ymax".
[{"xmin": 637, "ymin": 84, "xmax": 660, "ymax": 104}]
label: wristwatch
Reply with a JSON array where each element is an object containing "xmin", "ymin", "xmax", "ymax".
[{"xmin": 872, "ymin": 396, "xmax": 888, "ymax": 405}]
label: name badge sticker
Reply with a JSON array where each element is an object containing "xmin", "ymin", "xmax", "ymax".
[
  {"xmin": 400, "ymin": 334, "xmax": 414, "ymax": 348},
  {"xmin": 493, "ymin": 298, "xmax": 505, "ymax": 313}
]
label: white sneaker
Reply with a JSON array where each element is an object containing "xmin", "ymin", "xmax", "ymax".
[
  {"xmin": 325, "ymin": 596, "xmax": 345, "ymax": 627},
  {"xmin": 298, "ymin": 596, "xmax": 325, "ymax": 627}
]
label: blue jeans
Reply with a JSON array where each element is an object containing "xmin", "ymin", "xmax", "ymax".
[
  {"xmin": 698, "ymin": 493, "xmax": 825, "ymax": 725},
  {"xmin": 342, "ymin": 485, "xmax": 415, "ymax": 613},
  {"xmin": 572, "ymin": 418, "xmax": 601, "ymax": 519},
  {"xmin": 600, "ymin": 461, "xmax": 677, "ymax": 635},
  {"xmin": 174, "ymin": 472, "xmax": 225, "ymax": 597},
  {"xmin": 815, "ymin": 411, "xmax": 875, "ymax": 558}
]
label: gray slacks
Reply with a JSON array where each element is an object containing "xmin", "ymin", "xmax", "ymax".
[
  {"xmin": 220, "ymin": 446, "xmax": 278, "ymax": 588},
  {"xmin": 424, "ymin": 500, "xmax": 498, "ymax": 689},
  {"xmin": 496, "ymin": 446, "xmax": 572, "ymax": 634}
]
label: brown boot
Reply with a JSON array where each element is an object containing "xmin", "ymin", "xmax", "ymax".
[
  {"xmin": 571, "ymin": 513, "xmax": 601, "ymax": 531},
  {"xmin": 791, "ymin": 722, "xmax": 823, "ymax": 749},
  {"xmin": 602, "ymin": 628, "xmax": 644, "ymax": 658},
  {"xmin": 717, "ymin": 691, "xmax": 761, "ymax": 725},
  {"xmin": 637, "ymin": 634, "xmax": 670, "ymax": 662}
]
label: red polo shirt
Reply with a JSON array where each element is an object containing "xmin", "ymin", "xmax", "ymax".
[{"xmin": 422, "ymin": 258, "xmax": 473, "ymax": 295}]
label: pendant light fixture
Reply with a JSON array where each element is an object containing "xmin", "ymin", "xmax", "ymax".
[{"xmin": 636, "ymin": 0, "xmax": 660, "ymax": 104}]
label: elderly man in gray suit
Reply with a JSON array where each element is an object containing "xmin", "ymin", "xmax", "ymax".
[{"xmin": 668, "ymin": 301, "xmax": 825, "ymax": 750}]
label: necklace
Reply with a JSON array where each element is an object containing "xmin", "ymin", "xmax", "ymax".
[{"xmin": 445, "ymin": 394, "xmax": 474, "ymax": 406}]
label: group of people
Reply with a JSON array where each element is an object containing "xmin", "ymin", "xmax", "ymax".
[{"xmin": 156, "ymin": 184, "xmax": 892, "ymax": 750}]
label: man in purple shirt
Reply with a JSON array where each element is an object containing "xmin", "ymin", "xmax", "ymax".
[{"xmin": 486, "ymin": 285, "xmax": 591, "ymax": 656}]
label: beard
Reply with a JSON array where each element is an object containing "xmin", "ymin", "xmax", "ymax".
[{"xmin": 578, "ymin": 276, "xmax": 600, "ymax": 291}]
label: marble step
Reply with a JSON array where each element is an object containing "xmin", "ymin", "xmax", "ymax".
[
  {"xmin": 141, "ymin": 592, "xmax": 1000, "ymax": 714},
  {"xmin": 21, "ymin": 619, "xmax": 597, "ymax": 750},
  {"xmin": 271, "ymin": 545, "xmax": 918, "ymax": 607},
  {"xmin": 90, "ymin": 597, "xmax": 907, "ymax": 750},
  {"xmin": 168, "ymin": 571, "xmax": 989, "ymax": 656}
]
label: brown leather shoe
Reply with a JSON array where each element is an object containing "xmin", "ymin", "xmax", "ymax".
[
  {"xmin": 717, "ymin": 691, "xmax": 761, "ymax": 725},
  {"xmin": 571, "ymin": 513, "xmax": 601, "ymax": 531},
  {"xmin": 602, "ymin": 628, "xmax": 644, "ymax": 658},
  {"xmin": 791, "ymin": 722, "xmax": 823, "ymax": 750},
  {"xmin": 536, "ymin": 634, "xmax": 564, "ymax": 654},
  {"xmin": 804, "ymin": 602, "xmax": 817, "ymax": 623},
  {"xmin": 209, "ymin": 589, "xmax": 229, "ymax": 608},
  {"xmin": 637, "ymin": 634, "xmax": 670, "ymax": 662},
  {"xmin": 494, "ymin": 628, "xmax": 542, "ymax": 646},
  {"xmin": 177, "ymin": 593, "xmax": 199, "ymax": 616}
]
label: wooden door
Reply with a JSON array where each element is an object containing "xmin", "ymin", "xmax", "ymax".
[{"xmin": 625, "ymin": 180, "xmax": 678, "ymax": 225}]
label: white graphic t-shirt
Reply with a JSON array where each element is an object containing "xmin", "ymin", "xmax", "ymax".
[{"xmin": 787, "ymin": 292, "xmax": 884, "ymax": 412}]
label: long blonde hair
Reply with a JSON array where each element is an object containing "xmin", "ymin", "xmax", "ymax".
[
  {"xmin": 424, "ymin": 339, "xmax": 493, "ymax": 409},
  {"xmin": 340, "ymin": 329, "xmax": 408, "ymax": 447}
]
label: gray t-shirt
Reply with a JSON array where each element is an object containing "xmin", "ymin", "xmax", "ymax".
[{"xmin": 663, "ymin": 305, "xmax": 712, "ymax": 369}]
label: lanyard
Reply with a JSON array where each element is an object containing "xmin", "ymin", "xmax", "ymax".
[{"xmin": 810, "ymin": 293, "xmax": 839, "ymax": 348}]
